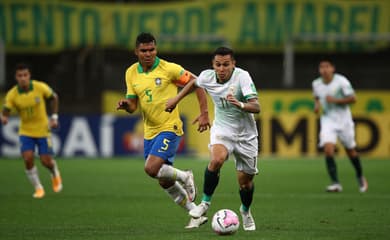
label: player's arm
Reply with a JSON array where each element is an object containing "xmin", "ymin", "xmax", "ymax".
[
  {"xmin": 47, "ymin": 92, "xmax": 59, "ymax": 128},
  {"xmin": 0, "ymin": 107, "xmax": 11, "ymax": 125},
  {"xmin": 117, "ymin": 98, "xmax": 138, "ymax": 114},
  {"xmin": 192, "ymin": 74, "xmax": 210, "ymax": 132},
  {"xmin": 119, "ymin": 70, "xmax": 139, "ymax": 114},
  {"xmin": 166, "ymin": 74, "xmax": 198, "ymax": 112},
  {"xmin": 314, "ymin": 97, "xmax": 320, "ymax": 114},
  {"xmin": 326, "ymin": 95, "xmax": 356, "ymax": 105},
  {"xmin": 1, "ymin": 92, "xmax": 14, "ymax": 125},
  {"xmin": 166, "ymin": 72, "xmax": 210, "ymax": 132},
  {"xmin": 226, "ymin": 94, "xmax": 260, "ymax": 113}
]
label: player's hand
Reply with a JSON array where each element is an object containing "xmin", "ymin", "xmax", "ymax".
[
  {"xmin": 326, "ymin": 95, "xmax": 337, "ymax": 103},
  {"xmin": 117, "ymin": 99, "xmax": 129, "ymax": 111},
  {"xmin": 314, "ymin": 105, "xmax": 319, "ymax": 114},
  {"xmin": 314, "ymin": 102, "xmax": 320, "ymax": 114},
  {"xmin": 49, "ymin": 119, "xmax": 59, "ymax": 129},
  {"xmin": 192, "ymin": 112, "xmax": 211, "ymax": 132},
  {"xmin": 226, "ymin": 94, "xmax": 240, "ymax": 108},
  {"xmin": 165, "ymin": 98, "xmax": 177, "ymax": 113},
  {"xmin": 0, "ymin": 115, "xmax": 8, "ymax": 125}
]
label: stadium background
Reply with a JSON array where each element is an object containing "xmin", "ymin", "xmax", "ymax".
[{"xmin": 0, "ymin": 0, "xmax": 389, "ymax": 158}]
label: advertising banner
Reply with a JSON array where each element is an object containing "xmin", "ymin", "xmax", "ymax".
[
  {"xmin": 0, "ymin": 114, "xmax": 187, "ymax": 157},
  {"xmin": 104, "ymin": 90, "xmax": 390, "ymax": 158},
  {"xmin": 0, "ymin": 0, "xmax": 389, "ymax": 53}
]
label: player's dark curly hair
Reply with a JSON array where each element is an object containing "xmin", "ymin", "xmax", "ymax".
[
  {"xmin": 212, "ymin": 46, "xmax": 235, "ymax": 60},
  {"xmin": 135, "ymin": 33, "xmax": 156, "ymax": 47}
]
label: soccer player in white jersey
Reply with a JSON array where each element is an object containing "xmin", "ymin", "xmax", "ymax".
[
  {"xmin": 312, "ymin": 59, "xmax": 368, "ymax": 193},
  {"xmin": 165, "ymin": 47, "xmax": 260, "ymax": 231}
]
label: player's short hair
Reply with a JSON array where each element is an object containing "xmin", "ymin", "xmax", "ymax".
[
  {"xmin": 135, "ymin": 33, "xmax": 156, "ymax": 47},
  {"xmin": 319, "ymin": 57, "xmax": 335, "ymax": 66},
  {"xmin": 14, "ymin": 63, "xmax": 31, "ymax": 73},
  {"xmin": 212, "ymin": 46, "xmax": 235, "ymax": 60}
]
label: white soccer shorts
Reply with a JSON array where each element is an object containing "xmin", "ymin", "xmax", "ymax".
[
  {"xmin": 210, "ymin": 125, "xmax": 259, "ymax": 175},
  {"xmin": 319, "ymin": 119, "xmax": 356, "ymax": 149}
]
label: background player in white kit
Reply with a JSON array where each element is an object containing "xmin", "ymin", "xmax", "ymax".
[
  {"xmin": 165, "ymin": 47, "xmax": 260, "ymax": 231},
  {"xmin": 312, "ymin": 59, "xmax": 368, "ymax": 193}
]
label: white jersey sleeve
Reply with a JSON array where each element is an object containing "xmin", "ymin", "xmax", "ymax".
[
  {"xmin": 339, "ymin": 76, "xmax": 355, "ymax": 97},
  {"xmin": 239, "ymin": 71, "xmax": 258, "ymax": 100},
  {"xmin": 195, "ymin": 69, "xmax": 213, "ymax": 88}
]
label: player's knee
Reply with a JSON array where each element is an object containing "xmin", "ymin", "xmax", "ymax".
[
  {"xmin": 239, "ymin": 182, "xmax": 253, "ymax": 190},
  {"xmin": 209, "ymin": 158, "xmax": 224, "ymax": 171},
  {"xmin": 144, "ymin": 165, "xmax": 159, "ymax": 178}
]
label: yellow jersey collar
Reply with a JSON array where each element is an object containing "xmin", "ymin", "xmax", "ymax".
[
  {"xmin": 137, "ymin": 57, "xmax": 160, "ymax": 73},
  {"xmin": 17, "ymin": 80, "xmax": 33, "ymax": 93}
]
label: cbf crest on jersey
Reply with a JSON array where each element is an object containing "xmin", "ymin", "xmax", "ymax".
[
  {"xmin": 35, "ymin": 96, "xmax": 40, "ymax": 104},
  {"xmin": 155, "ymin": 78, "xmax": 162, "ymax": 86}
]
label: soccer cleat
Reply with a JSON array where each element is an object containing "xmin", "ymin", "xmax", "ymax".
[
  {"xmin": 183, "ymin": 170, "xmax": 196, "ymax": 202},
  {"xmin": 189, "ymin": 201, "xmax": 210, "ymax": 218},
  {"xmin": 52, "ymin": 175, "xmax": 63, "ymax": 193},
  {"xmin": 359, "ymin": 176, "xmax": 368, "ymax": 193},
  {"xmin": 326, "ymin": 183, "xmax": 343, "ymax": 192},
  {"xmin": 185, "ymin": 216, "xmax": 208, "ymax": 229},
  {"xmin": 240, "ymin": 206, "xmax": 256, "ymax": 231},
  {"xmin": 33, "ymin": 188, "xmax": 45, "ymax": 199}
]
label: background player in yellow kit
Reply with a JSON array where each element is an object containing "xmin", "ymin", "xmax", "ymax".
[
  {"xmin": 1, "ymin": 63, "xmax": 63, "ymax": 199},
  {"xmin": 117, "ymin": 33, "xmax": 210, "ymax": 228}
]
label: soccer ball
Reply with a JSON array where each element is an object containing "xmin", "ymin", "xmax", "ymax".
[{"xmin": 211, "ymin": 209, "xmax": 240, "ymax": 235}]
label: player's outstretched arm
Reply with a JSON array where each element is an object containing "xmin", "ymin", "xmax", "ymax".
[
  {"xmin": 194, "ymin": 86, "xmax": 210, "ymax": 132},
  {"xmin": 117, "ymin": 98, "xmax": 138, "ymax": 114},
  {"xmin": 165, "ymin": 78, "xmax": 198, "ymax": 112}
]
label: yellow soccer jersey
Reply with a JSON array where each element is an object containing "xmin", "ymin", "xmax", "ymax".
[
  {"xmin": 3, "ymin": 80, "xmax": 54, "ymax": 137},
  {"xmin": 125, "ymin": 57, "xmax": 191, "ymax": 139}
]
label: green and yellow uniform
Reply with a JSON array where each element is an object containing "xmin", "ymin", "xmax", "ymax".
[
  {"xmin": 3, "ymin": 80, "xmax": 54, "ymax": 137},
  {"xmin": 125, "ymin": 57, "xmax": 191, "ymax": 139}
]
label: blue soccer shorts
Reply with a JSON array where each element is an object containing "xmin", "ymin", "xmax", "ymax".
[
  {"xmin": 144, "ymin": 131, "xmax": 181, "ymax": 164},
  {"xmin": 19, "ymin": 135, "xmax": 53, "ymax": 155}
]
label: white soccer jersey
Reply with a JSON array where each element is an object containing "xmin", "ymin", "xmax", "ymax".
[
  {"xmin": 312, "ymin": 73, "xmax": 355, "ymax": 124},
  {"xmin": 312, "ymin": 73, "xmax": 356, "ymax": 148},
  {"xmin": 196, "ymin": 67, "xmax": 258, "ymax": 137}
]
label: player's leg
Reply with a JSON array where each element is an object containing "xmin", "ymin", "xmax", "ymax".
[
  {"xmin": 37, "ymin": 137, "xmax": 62, "ymax": 193},
  {"xmin": 144, "ymin": 134, "xmax": 205, "ymax": 228},
  {"xmin": 145, "ymin": 154, "xmax": 195, "ymax": 211},
  {"xmin": 345, "ymin": 148, "xmax": 367, "ymax": 192},
  {"xmin": 319, "ymin": 123, "xmax": 342, "ymax": 192},
  {"xmin": 339, "ymin": 125, "xmax": 368, "ymax": 192},
  {"xmin": 20, "ymin": 136, "xmax": 44, "ymax": 198},
  {"xmin": 237, "ymin": 171, "xmax": 256, "ymax": 231},
  {"xmin": 323, "ymin": 143, "xmax": 340, "ymax": 183},
  {"xmin": 189, "ymin": 144, "xmax": 229, "ymax": 218},
  {"xmin": 144, "ymin": 132, "xmax": 196, "ymax": 201},
  {"xmin": 235, "ymin": 136, "xmax": 258, "ymax": 231}
]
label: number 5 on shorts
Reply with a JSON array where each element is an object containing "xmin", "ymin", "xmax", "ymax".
[{"xmin": 161, "ymin": 138, "xmax": 170, "ymax": 151}]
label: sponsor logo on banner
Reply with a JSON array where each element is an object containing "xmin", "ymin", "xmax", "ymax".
[{"xmin": 0, "ymin": 115, "xmax": 187, "ymax": 157}]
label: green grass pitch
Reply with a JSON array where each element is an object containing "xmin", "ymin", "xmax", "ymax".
[{"xmin": 0, "ymin": 157, "xmax": 389, "ymax": 240}]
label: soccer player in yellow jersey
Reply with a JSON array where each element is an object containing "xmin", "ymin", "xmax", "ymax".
[
  {"xmin": 1, "ymin": 63, "xmax": 63, "ymax": 199},
  {"xmin": 117, "ymin": 33, "xmax": 210, "ymax": 228}
]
